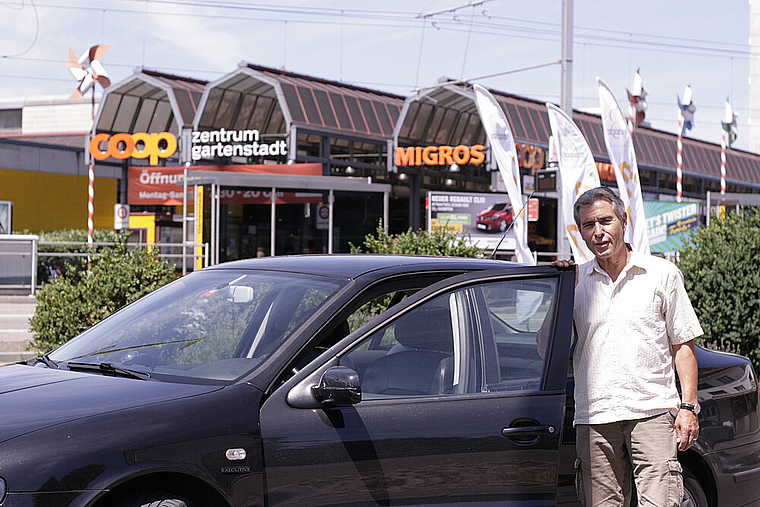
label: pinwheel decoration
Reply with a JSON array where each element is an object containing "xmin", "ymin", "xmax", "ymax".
[
  {"xmin": 677, "ymin": 85, "xmax": 696, "ymax": 135},
  {"xmin": 67, "ymin": 43, "xmax": 112, "ymax": 253},
  {"xmin": 722, "ymin": 97, "xmax": 738, "ymax": 147},
  {"xmin": 68, "ymin": 44, "xmax": 112, "ymax": 99},
  {"xmin": 626, "ymin": 68, "xmax": 648, "ymax": 129}
]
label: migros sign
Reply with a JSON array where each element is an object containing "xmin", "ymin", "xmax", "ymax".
[
  {"xmin": 90, "ymin": 132, "xmax": 177, "ymax": 166},
  {"xmin": 395, "ymin": 145, "xmax": 485, "ymax": 167},
  {"xmin": 395, "ymin": 143, "xmax": 545, "ymax": 171}
]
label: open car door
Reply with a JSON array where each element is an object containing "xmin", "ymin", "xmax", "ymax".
[{"xmin": 259, "ymin": 266, "xmax": 575, "ymax": 506}]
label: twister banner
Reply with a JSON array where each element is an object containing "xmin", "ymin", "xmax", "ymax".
[
  {"xmin": 644, "ymin": 201, "xmax": 699, "ymax": 253},
  {"xmin": 545, "ymin": 103, "xmax": 600, "ymax": 263},
  {"xmin": 596, "ymin": 77, "xmax": 650, "ymax": 254},
  {"xmin": 473, "ymin": 84, "xmax": 534, "ymax": 264}
]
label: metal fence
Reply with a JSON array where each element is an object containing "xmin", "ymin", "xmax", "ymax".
[
  {"xmin": 0, "ymin": 235, "xmax": 38, "ymax": 295},
  {"xmin": 0, "ymin": 235, "xmax": 208, "ymax": 295}
]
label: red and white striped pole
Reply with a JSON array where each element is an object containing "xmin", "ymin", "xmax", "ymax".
[
  {"xmin": 720, "ymin": 129, "xmax": 727, "ymax": 195},
  {"xmin": 676, "ymin": 112, "xmax": 683, "ymax": 202},
  {"xmin": 87, "ymin": 161, "xmax": 94, "ymax": 246},
  {"xmin": 87, "ymin": 88, "xmax": 95, "ymax": 265}
]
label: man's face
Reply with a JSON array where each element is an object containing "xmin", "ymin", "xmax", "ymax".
[{"xmin": 578, "ymin": 199, "xmax": 627, "ymax": 262}]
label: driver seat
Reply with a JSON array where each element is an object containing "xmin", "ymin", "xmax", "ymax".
[{"xmin": 362, "ymin": 306, "xmax": 455, "ymax": 396}]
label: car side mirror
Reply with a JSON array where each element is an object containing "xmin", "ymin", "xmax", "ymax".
[{"xmin": 313, "ymin": 366, "xmax": 361, "ymax": 407}]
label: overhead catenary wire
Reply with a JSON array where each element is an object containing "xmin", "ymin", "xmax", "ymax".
[
  {"xmin": 0, "ymin": 0, "xmax": 752, "ymax": 142},
  {"xmin": 1, "ymin": 0, "xmax": 39, "ymax": 58},
  {"xmin": 8, "ymin": 1, "xmax": 753, "ymax": 60}
]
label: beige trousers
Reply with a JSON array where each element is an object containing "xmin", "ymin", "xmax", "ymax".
[{"xmin": 575, "ymin": 412, "xmax": 683, "ymax": 507}]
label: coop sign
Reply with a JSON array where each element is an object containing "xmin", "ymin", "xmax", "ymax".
[
  {"xmin": 90, "ymin": 132, "xmax": 177, "ymax": 165},
  {"xmin": 89, "ymin": 128, "xmax": 287, "ymax": 165}
]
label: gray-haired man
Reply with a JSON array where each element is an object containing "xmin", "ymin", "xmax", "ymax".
[{"xmin": 555, "ymin": 186, "xmax": 702, "ymax": 506}]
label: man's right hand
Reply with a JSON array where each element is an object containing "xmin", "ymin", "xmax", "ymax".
[
  {"xmin": 550, "ymin": 259, "xmax": 575, "ymax": 269},
  {"xmin": 550, "ymin": 259, "xmax": 578, "ymax": 286}
]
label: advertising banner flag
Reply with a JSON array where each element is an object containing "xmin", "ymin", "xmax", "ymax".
[
  {"xmin": 545, "ymin": 102, "xmax": 600, "ymax": 263},
  {"xmin": 596, "ymin": 77, "xmax": 651, "ymax": 254},
  {"xmin": 473, "ymin": 84, "xmax": 534, "ymax": 264}
]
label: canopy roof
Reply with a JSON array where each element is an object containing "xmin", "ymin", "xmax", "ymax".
[
  {"xmin": 94, "ymin": 69, "xmax": 207, "ymax": 135},
  {"xmin": 85, "ymin": 64, "xmax": 760, "ymax": 188},
  {"xmin": 195, "ymin": 63, "xmax": 404, "ymax": 140},
  {"xmin": 394, "ymin": 80, "xmax": 760, "ymax": 186}
]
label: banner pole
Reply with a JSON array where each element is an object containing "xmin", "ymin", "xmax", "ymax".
[
  {"xmin": 720, "ymin": 130, "xmax": 727, "ymax": 195},
  {"xmin": 676, "ymin": 112, "xmax": 684, "ymax": 202}
]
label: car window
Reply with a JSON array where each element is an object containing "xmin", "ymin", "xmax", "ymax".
[
  {"xmin": 346, "ymin": 291, "xmax": 411, "ymax": 334},
  {"xmin": 340, "ymin": 289, "xmax": 479, "ymax": 399},
  {"xmin": 277, "ymin": 275, "xmax": 466, "ymax": 387},
  {"xmin": 477, "ymin": 278, "xmax": 557, "ymax": 392}
]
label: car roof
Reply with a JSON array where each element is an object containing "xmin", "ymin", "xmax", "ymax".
[{"xmin": 204, "ymin": 254, "xmax": 517, "ymax": 280}]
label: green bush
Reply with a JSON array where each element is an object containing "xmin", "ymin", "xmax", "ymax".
[
  {"xmin": 350, "ymin": 222, "xmax": 483, "ymax": 258},
  {"xmin": 29, "ymin": 245, "xmax": 174, "ymax": 352},
  {"xmin": 679, "ymin": 209, "xmax": 760, "ymax": 371}
]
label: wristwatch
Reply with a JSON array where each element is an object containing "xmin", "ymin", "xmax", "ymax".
[{"xmin": 679, "ymin": 402, "xmax": 701, "ymax": 415}]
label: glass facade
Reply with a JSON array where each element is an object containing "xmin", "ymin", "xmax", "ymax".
[
  {"xmin": 198, "ymin": 181, "xmax": 387, "ymax": 264},
  {"xmin": 333, "ymin": 191, "xmax": 384, "ymax": 252},
  {"xmin": 274, "ymin": 189, "xmax": 329, "ymax": 256}
]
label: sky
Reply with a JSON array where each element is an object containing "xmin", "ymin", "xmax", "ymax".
[{"xmin": 0, "ymin": 0, "xmax": 751, "ymax": 150}]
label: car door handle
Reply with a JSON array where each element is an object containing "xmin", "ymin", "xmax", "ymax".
[{"xmin": 501, "ymin": 425, "xmax": 556, "ymax": 437}]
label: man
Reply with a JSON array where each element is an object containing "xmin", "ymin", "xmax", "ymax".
[{"xmin": 556, "ymin": 187, "xmax": 702, "ymax": 507}]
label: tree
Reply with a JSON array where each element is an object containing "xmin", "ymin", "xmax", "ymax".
[
  {"xmin": 679, "ymin": 209, "xmax": 760, "ymax": 371},
  {"xmin": 350, "ymin": 222, "xmax": 483, "ymax": 258},
  {"xmin": 29, "ymin": 245, "xmax": 175, "ymax": 352}
]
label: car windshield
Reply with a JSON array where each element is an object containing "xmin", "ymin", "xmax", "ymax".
[
  {"xmin": 49, "ymin": 269, "xmax": 346, "ymax": 384},
  {"xmin": 489, "ymin": 203, "xmax": 507, "ymax": 211}
]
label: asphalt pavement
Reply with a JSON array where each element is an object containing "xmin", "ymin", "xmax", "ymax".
[{"xmin": 0, "ymin": 295, "xmax": 37, "ymax": 366}]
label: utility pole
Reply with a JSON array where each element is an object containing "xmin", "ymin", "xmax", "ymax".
[
  {"xmin": 556, "ymin": 0, "xmax": 573, "ymax": 259},
  {"xmin": 560, "ymin": 0, "xmax": 573, "ymax": 118}
]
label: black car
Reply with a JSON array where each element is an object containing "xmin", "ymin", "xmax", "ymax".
[{"xmin": 1, "ymin": 255, "xmax": 758, "ymax": 507}]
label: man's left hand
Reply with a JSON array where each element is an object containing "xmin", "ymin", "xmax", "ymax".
[{"xmin": 675, "ymin": 409, "xmax": 699, "ymax": 451}]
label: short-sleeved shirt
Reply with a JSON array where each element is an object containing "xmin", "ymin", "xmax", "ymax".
[{"xmin": 573, "ymin": 249, "xmax": 703, "ymax": 426}]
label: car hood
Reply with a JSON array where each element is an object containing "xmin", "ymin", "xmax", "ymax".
[
  {"xmin": 0, "ymin": 364, "xmax": 220, "ymax": 444},
  {"xmin": 478, "ymin": 209, "xmax": 500, "ymax": 218}
]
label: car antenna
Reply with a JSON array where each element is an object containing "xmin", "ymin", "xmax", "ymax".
[{"xmin": 488, "ymin": 189, "xmax": 536, "ymax": 260}]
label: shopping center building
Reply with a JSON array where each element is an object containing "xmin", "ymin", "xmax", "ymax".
[{"xmin": 2, "ymin": 62, "xmax": 759, "ymax": 266}]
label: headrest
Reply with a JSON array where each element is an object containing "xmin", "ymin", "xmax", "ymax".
[{"xmin": 393, "ymin": 306, "xmax": 453, "ymax": 353}]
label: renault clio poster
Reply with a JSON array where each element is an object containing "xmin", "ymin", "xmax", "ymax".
[{"xmin": 428, "ymin": 191, "xmax": 517, "ymax": 251}]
